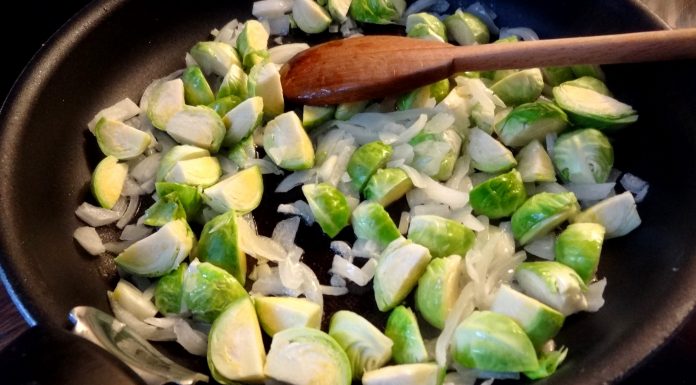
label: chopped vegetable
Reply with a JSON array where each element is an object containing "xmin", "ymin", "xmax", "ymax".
[
  {"xmin": 416, "ymin": 254, "xmax": 463, "ymax": 329},
  {"xmin": 203, "ymin": 165, "xmax": 264, "ymax": 214},
  {"xmin": 555, "ymin": 223, "xmax": 605, "ymax": 283},
  {"xmin": 374, "ymin": 238, "xmax": 431, "ymax": 311},
  {"xmin": 352, "ymin": 201, "xmax": 401, "ymax": 248},
  {"xmin": 302, "ymin": 183, "xmax": 351, "ymax": 238},
  {"xmin": 469, "ymin": 169, "xmax": 527, "ymax": 219},
  {"xmin": 91, "ymin": 155, "xmax": 128, "ymax": 209},
  {"xmin": 197, "ymin": 210, "xmax": 247, "ymax": 284},
  {"xmin": 407, "ymin": 215, "xmax": 475, "ymax": 258},
  {"xmin": 263, "ymin": 111, "xmax": 315, "ymax": 170},
  {"xmin": 183, "ymin": 262, "xmax": 248, "ymax": 323},
  {"xmin": 385, "ymin": 306, "xmax": 428, "ymax": 364},
  {"xmin": 553, "ymin": 128, "xmax": 614, "ymax": 184},
  {"xmin": 329, "ymin": 310, "xmax": 393, "ymax": 378},
  {"xmin": 95, "ymin": 118, "xmax": 151, "ymax": 160},
  {"xmin": 511, "ymin": 192, "xmax": 580, "ymax": 245},
  {"xmin": 254, "ymin": 296, "xmax": 322, "ymax": 336}
]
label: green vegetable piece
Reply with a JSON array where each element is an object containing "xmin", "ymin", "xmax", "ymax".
[
  {"xmin": 146, "ymin": 79, "xmax": 185, "ymax": 130},
  {"xmin": 189, "ymin": 41, "xmax": 241, "ymax": 77},
  {"xmin": 236, "ymin": 20, "xmax": 269, "ymax": 70},
  {"xmin": 142, "ymin": 192, "xmax": 187, "ymax": 226},
  {"xmin": 328, "ymin": 0, "xmax": 352, "ymax": 22},
  {"xmin": 430, "ymin": 79, "xmax": 450, "ymax": 103},
  {"xmin": 555, "ymin": 223, "xmax": 605, "ymax": 283},
  {"xmin": 444, "ymin": 9, "xmax": 490, "ymax": 45},
  {"xmin": 468, "ymin": 128, "xmax": 517, "ymax": 173},
  {"xmin": 572, "ymin": 191, "xmax": 641, "ymax": 238},
  {"xmin": 248, "ymin": 61, "xmax": 284, "ymax": 118},
  {"xmin": 164, "ymin": 156, "xmax": 221, "ymax": 187},
  {"xmin": 374, "ymin": 238, "xmax": 432, "ymax": 312},
  {"xmin": 197, "ymin": 210, "xmax": 247, "ymax": 284},
  {"xmin": 94, "ymin": 118, "xmax": 151, "ymax": 160},
  {"xmin": 208, "ymin": 96, "xmax": 242, "ymax": 117},
  {"xmin": 511, "ymin": 192, "xmax": 580, "ymax": 245},
  {"xmin": 347, "ymin": 141, "xmax": 393, "ymax": 191},
  {"xmin": 362, "ymin": 363, "xmax": 441, "ymax": 385},
  {"xmin": 490, "ymin": 284, "xmax": 565, "ymax": 349},
  {"xmin": 385, "ymin": 306, "xmax": 428, "ymax": 364},
  {"xmin": 469, "ymin": 169, "xmax": 526, "ymax": 219},
  {"xmin": 541, "ymin": 66, "xmax": 575, "ymax": 87},
  {"xmin": 254, "ymin": 296, "xmax": 322, "ymax": 337},
  {"xmin": 452, "ymin": 311, "xmax": 539, "ymax": 372},
  {"xmin": 407, "ymin": 215, "xmax": 475, "ymax": 258},
  {"xmin": 553, "ymin": 128, "xmax": 614, "ymax": 184},
  {"xmin": 515, "ymin": 140, "xmax": 556, "ymax": 183},
  {"xmin": 222, "ymin": 96, "xmax": 264, "ymax": 146},
  {"xmin": 364, "ymin": 168, "xmax": 413, "ymax": 207},
  {"xmin": 228, "ymin": 135, "xmax": 256, "ymax": 168},
  {"xmin": 490, "ymin": 68, "xmax": 544, "ymax": 106},
  {"xmin": 217, "ymin": 64, "xmax": 248, "ymax": 100},
  {"xmin": 416, "ymin": 255, "xmax": 462, "ymax": 329},
  {"xmin": 265, "ymin": 327, "xmax": 352, "ymax": 385},
  {"xmin": 156, "ymin": 145, "xmax": 210, "ymax": 182},
  {"xmin": 303, "ymin": 105, "xmax": 335, "ymax": 129},
  {"xmin": 351, "ymin": 201, "xmax": 401, "ymax": 248},
  {"xmin": 154, "ymin": 262, "xmax": 187, "ymax": 314},
  {"xmin": 91, "ymin": 155, "xmax": 128, "ymax": 209},
  {"xmin": 570, "ymin": 64, "xmax": 605, "ymax": 81},
  {"xmin": 329, "ymin": 310, "xmax": 393, "ymax": 378},
  {"xmin": 182, "ymin": 66, "xmax": 214, "ymax": 106},
  {"xmin": 293, "ymin": 0, "xmax": 332, "ymax": 34},
  {"xmin": 165, "ymin": 105, "xmax": 226, "ymax": 153},
  {"xmin": 302, "ymin": 183, "xmax": 351, "ymax": 238},
  {"xmin": 496, "ymin": 101, "xmax": 568, "ymax": 147},
  {"xmin": 515, "ymin": 261, "xmax": 589, "ymax": 315},
  {"xmin": 552, "ymin": 84, "xmax": 638, "ymax": 130},
  {"xmin": 115, "ymin": 219, "xmax": 193, "ymax": 277},
  {"xmin": 208, "ymin": 297, "xmax": 266, "ymax": 383},
  {"xmin": 523, "ymin": 347, "xmax": 568, "ymax": 380},
  {"xmin": 263, "ymin": 111, "xmax": 315, "ymax": 170},
  {"xmin": 203, "ymin": 165, "xmax": 264, "ymax": 214},
  {"xmin": 397, "ymin": 86, "xmax": 431, "ymax": 111},
  {"xmin": 183, "ymin": 262, "xmax": 247, "ymax": 323},
  {"xmin": 406, "ymin": 13, "xmax": 447, "ymax": 42},
  {"xmin": 335, "ymin": 100, "xmax": 369, "ymax": 120},
  {"xmin": 349, "ymin": 0, "xmax": 406, "ymax": 24},
  {"xmin": 155, "ymin": 182, "xmax": 202, "ymax": 218},
  {"xmin": 410, "ymin": 129, "xmax": 461, "ymax": 180},
  {"xmin": 562, "ymin": 76, "xmax": 611, "ymax": 96}
]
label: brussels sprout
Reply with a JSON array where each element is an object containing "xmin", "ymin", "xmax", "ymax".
[
  {"xmin": 347, "ymin": 141, "xmax": 393, "ymax": 191},
  {"xmin": 254, "ymin": 296, "xmax": 322, "ymax": 336},
  {"xmin": 112, "ymin": 280, "xmax": 158, "ymax": 320},
  {"xmin": 385, "ymin": 306, "xmax": 428, "ymax": 364},
  {"xmin": 165, "ymin": 105, "xmax": 226, "ymax": 153},
  {"xmin": 444, "ymin": 9, "xmax": 490, "ymax": 45},
  {"xmin": 265, "ymin": 327, "xmax": 352, "ymax": 385},
  {"xmin": 155, "ymin": 182, "xmax": 203, "ymax": 218},
  {"xmin": 142, "ymin": 192, "xmax": 187, "ymax": 226},
  {"xmin": 469, "ymin": 169, "xmax": 527, "ymax": 219},
  {"xmin": 524, "ymin": 347, "xmax": 568, "ymax": 380},
  {"xmin": 452, "ymin": 311, "xmax": 539, "ymax": 372},
  {"xmin": 570, "ymin": 64, "xmax": 605, "ymax": 81},
  {"xmin": 203, "ymin": 165, "xmax": 264, "ymax": 214},
  {"xmin": 490, "ymin": 284, "xmax": 565, "ymax": 349},
  {"xmin": 552, "ymin": 128, "xmax": 614, "ymax": 184},
  {"xmin": 328, "ymin": 0, "xmax": 352, "ymax": 22},
  {"xmin": 407, "ymin": 215, "xmax": 475, "ymax": 258},
  {"xmin": 181, "ymin": 66, "xmax": 215, "ymax": 106},
  {"xmin": 364, "ymin": 168, "xmax": 413, "ymax": 207},
  {"xmin": 511, "ymin": 192, "xmax": 580, "ymax": 245},
  {"xmin": 374, "ymin": 239, "xmax": 432, "ymax": 311},
  {"xmin": 236, "ymin": 20, "xmax": 270, "ymax": 70},
  {"xmin": 555, "ymin": 223, "xmax": 605, "ymax": 283},
  {"xmin": 248, "ymin": 61, "xmax": 284, "ymax": 118},
  {"xmin": 91, "ymin": 155, "xmax": 128, "ymax": 209},
  {"xmin": 183, "ymin": 262, "xmax": 248, "ymax": 323},
  {"xmin": 217, "ymin": 64, "xmax": 248, "ymax": 100},
  {"xmin": 415, "ymin": 254, "xmax": 462, "ymax": 329},
  {"xmin": 146, "ymin": 79, "xmax": 185, "ymax": 130},
  {"xmin": 223, "ymin": 96, "xmax": 264, "ymax": 146},
  {"xmin": 303, "ymin": 105, "xmax": 336, "ymax": 129},
  {"xmin": 490, "ymin": 68, "xmax": 544, "ymax": 106},
  {"xmin": 302, "ymin": 183, "xmax": 351, "ymax": 238},
  {"xmin": 515, "ymin": 140, "xmax": 556, "ymax": 183},
  {"xmin": 228, "ymin": 135, "xmax": 256, "ymax": 168},
  {"xmin": 515, "ymin": 261, "xmax": 588, "ymax": 315},
  {"xmin": 154, "ymin": 262, "xmax": 187, "ymax": 314},
  {"xmin": 468, "ymin": 128, "xmax": 517, "ymax": 173},
  {"xmin": 410, "ymin": 129, "xmax": 461, "ymax": 180},
  {"xmin": 164, "ymin": 156, "xmax": 221, "ymax": 187},
  {"xmin": 335, "ymin": 100, "xmax": 369, "ymax": 120},
  {"xmin": 350, "ymin": 0, "xmax": 405, "ymax": 24},
  {"xmin": 263, "ymin": 111, "xmax": 315, "ymax": 170},
  {"xmin": 552, "ymin": 84, "xmax": 637, "ymax": 130},
  {"xmin": 362, "ymin": 363, "xmax": 441, "ymax": 385},
  {"xmin": 94, "ymin": 118, "xmax": 151, "ymax": 160},
  {"xmin": 208, "ymin": 96, "xmax": 241, "ymax": 118},
  {"xmin": 156, "ymin": 145, "xmax": 210, "ymax": 182},
  {"xmin": 189, "ymin": 41, "xmax": 241, "ymax": 77},
  {"xmin": 572, "ymin": 191, "xmax": 641, "ymax": 238},
  {"xmin": 541, "ymin": 66, "xmax": 575, "ymax": 87},
  {"xmin": 115, "ymin": 219, "xmax": 194, "ymax": 277},
  {"xmin": 293, "ymin": 0, "xmax": 332, "ymax": 33},
  {"xmin": 197, "ymin": 210, "xmax": 246, "ymax": 284},
  {"xmin": 352, "ymin": 201, "xmax": 401, "ymax": 247},
  {"xmin": 397, "ymin": 79, "xmax": 450, "ymax": 110},
  {"xmin": 208, "ymin": 297, "xmax": 266, "ymax": 383},
  {"xmin": 496, "ymin": 101, "xmax": 568, "ymax": 147},
  {"xmin": 406, "ymin": 13, "xmax": 447, "ymax": 42},
  {"xmin": 562, "ymin": 76, "xmax": 611, "ymax": 96},
  {"xmin": 329, "ymin": 310, "xmax": 393, "ymax": 378}
]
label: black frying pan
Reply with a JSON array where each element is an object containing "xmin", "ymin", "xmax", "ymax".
[{"xmin": 1, "ymin": 0, "xmax": 696, "ymax": 384}]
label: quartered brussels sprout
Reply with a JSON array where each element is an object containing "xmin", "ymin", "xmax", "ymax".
[
  {"xmin": 406, "ymin": 12, "xmax": 447, "ymax": 42},
  {"xmin": 303, "ymin": 105, "xmax": 335, "ymax": 129},
  {"xmin": 223, "ymin": 96, "xmax": 264, "ymax": 146},
  {"xmin": 541, "ymin": 66, "xmax": 575, "ymax": 87},
  {"xmin": 328, "ymin": 0, "xmax": 352, "ymax": 22},
  {"xmin": 468, "ymin": 128, "xmax": 517, "ymax": 173},
  {"xmin": 293, "ymin": 0, "xmax": 332, "ymax": 34},
  {"xmin": 236, "ymin": 20, "xmax": 269, "ymax": 70},
  {"xmin": 115, "ymin": 219, "xmax": 194, "ymax": 277},
  {"xmin": 490, "ymin": 284, "xmax": 565, "ymax": 349},
  {"xmin": 362, "ymin": 363, "xmax": 441, "ymax": 385},
  {"xmin": 91, "ymin": 155, "xmax": 127, "ymax": 209},
  {"xmin": 490, "ymin": 68, "xmax": 544, "ymax": 106},
  {"xmin": 452, "ymin": 311, "xmax": 539, "ymax": 372},
  {"xmin": 416, "ymin": 254, "xmax": 462, "ymax": 329},
  {"xmin": 562, "ymin": 76, "xmax": 611, "ymax": 96},
  {"xmin": 335, "ymin": 100, "xmax": 369, "ymax": 120},
  {"xmin": 511, "ymin": 192, "xmax": 580, "ymax": 245},
  {"xmin": 572, "ymin": 191, "xmax": 641, "ymax": 238},
  {"xmin": 515, "ymin": 140, "xmax": 556, "ymax": 183},
  {"xmin": 385, "ymin": 306, "xmax": 429, "ymax": 364},
  {"xmin": 203, "ymin": 165, "xmax": 264, "ymax": 214},
  {"xmin": 410, "ymin": 129, "xmax": 461, "ymax": 180},
  {"xmin": 350, "ymin": 0, "xmax": 406, "ymax": 24},
  {"xmin": 197, "ymin": 210, "xmax": 246, "ymax": 284},
  {"xmin": 397, "ymin": 79, "xmax": 450, "ymax": 110},
  {"xmin": 263, "ymin": 111, "xmax": 315, "ymax": 170},
  {"xmin": 329, "ymin": 310, "xmax": 393, "ymax": 378},
  {"xmin": 352, "ymin": 201, "xmax": 401, "ymax": 248},
  {"xmin": 347, "ymin": 141, "xmax": 393, "ymax": 191},
  {"xmin": 208, "ymin": 297, "xmax": 266, "ymax": 383},
  {"xmin": 165, "ymin": 105, "xmax": 226, "ymax": 153},
  {"xmin": 156, "ymin": 145, "xmax": 210, "ymax": 182},
  {"xmin": 302, "ymin": 183, "xmax": 351, "ymax": 238},
  {"xmin": 254, "ymin": 296, "xmax": 322, "ymax": 336},
  {"xmin": 154, "ymin": 262, "xmax": 187, "ymax": 314},
  {"xmin": 248, "ymin": 61, "xmax": 284, "ymax": 118},
  {"xmin": 444, "ymin": 9, "xmax": 490, "ymax": 45},
  {"xmin": 94, "ymin": 118, "xmax": 151, "ymax": 160},
  {"xmin": 496, "ymin": 101, "xmax": 568, "ymax": 147},
  {"xmin": 374, "ymin": 238, "xmax": 432, "ymax": 311},
  {"xmin": 363, "ymin": 168, "xmax": 413, "ymax": 207},
  {"xmin": 265, "ymin": 327, "xmax": 352, "ymax": 385},
  {"xmin": 164, "ymin": 156, "xmax": 221, "ymax": 187},
  {"xmin": 147, "ymin": 79, "xmax": 185, "ymax": 130},
  {"xmin": 142, "ymin": 192, "xmax": 187, "ymax": 226},
  {"xmin": 228, "ymin": 135, "xmax": 256, "ymax": 168},
  {"xmin": 210, "ymin": 96, "xmax": 242, "ymax": 120},
  {"xmin": 183, "ymin": 262, "xmax": 248, "ymax": 323},
  {"xmin": 553, "ymin": 84, "xmax": 637, "ymax": 130},
  {"xmin": 218, "ymin": 63, "xmax": 248, "ymax": 100},
  {"xmin": 182, "ymin": 66, "xmax": 214, "ymax": 106},
  {"xmin": 407, "ymin": 215, "xmax": 475, "ymax": 258},
  {"xmin": 515, "ymin": 261, "xmax": 588, "ymax": 316},
  {"xmin": 553, "ymin": 128, "xmax": 614, "ymax": 184},
  {"xmin": 189, "ymin": 41, "xmax": 241, "ymax": 77},
  {"xmin": 555, "ymin": 223, "xmax": 605, "ymax": 283},
  {"xmin": 155, "ymin": 182, "xmax": 202, "ymax": 218},
  {"xmin": 470, "ymin": 169, "xmax": 527, "ymax": 219}
]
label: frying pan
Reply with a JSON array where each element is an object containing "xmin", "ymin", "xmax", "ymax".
[{"xmin": 1, "ymin": 0, "xmax": 695, "ymax": 383}]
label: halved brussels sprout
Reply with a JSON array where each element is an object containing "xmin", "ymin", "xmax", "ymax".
[
  {"xmin": 572, "ymin": 191, "xmax": 641, "ymax": 238},
  {"xmin": 496, "ymin": 101, "xmax": 568, "ymax": 147},
  {"xmin": 236, "ymin": 20, "xmax": 270, "ymax": 70},
  {"xmin": 335, "ymin": 100, "xmax": 369, "ymax": 120},
  {"xmin": 203, "ymin": 165, "xmax": 264, "ymax": 214},
  {"xmin": 553, "ymin": 128, "xmax": 614, "ymax": 184},
  {"xmin": 347, "ymin": 141, "xmax": 393, "ymax": 191},
  {"xmin": 265, "ymin": 327, "xmax": 352, "ymax": 385},
  {"xmin": 146, "ymin": 79, "xmax": 185, "ymax": 130},
  {"xmin": 189, "ymin": 41, "xmax": 241, "ymax": 77},
  {"xmin": 302, "ymin": 183, "xmax": 351, "ymax": 238},
  {"xmin": 329, "ymin": 310, "xmax": 393, "ymax": 378},
  {"xmin": 469, "ymin": 169, "xmax": 527, "ymax": 219},
  {"xmin": 94, "ymin": 118, "xmax": 151, "ymax": 160},
  {"xmin": 352, "ymin": 201, "xmax": 401, "ymax": 248},
  {"xmin": 156, "ymin": 145, "xmax": 210, "ymax": 182},
  {"xmin": 91, "ymin": 155, "xmax": 128, "ymax": 209},
  {"xmin": 490, "ymin": 68, "xmax": 544, "ymax": 106},
  {"xmin": 407, "ymin": 215, "xmax": 475, "ymax": 259},
  {"xmin": 197, "ymin": 210, "xmax": 246, "ymax": 284},
  {"xmin": 164, "ymin": 156, "xmax": 221, "ymax": 187},
  {"xmin": 248, "ymin": 61, "xmax": 284, "ymax": 118},
  {"xmin": 350, "ymin": 0, "xmax": 405, "ymax": 24},
  {"xmin": 514, "ymin": 261, "xmax": 588, "ymax": 316},
  {"xmin": 155, "ymin": 182, "xmax": 202, "ymax": 218},
  {"xmin": 385, "ymin": 306, "xmax": 428, "ymax": 364},
  {"xmin": 515, "ymin": 140, "xmax": 556, "ymax": 183},
  {"xmin": 406, "ymin": 13, "xmax": 447, "ymax": 42},
  {"xmin": 468, "ymin": 128, "xmax": 517, "ymax": 173},
  {"xmin": 182, "ymin": 66, "xmax": 215, "ymax": 106},
  {"xmin": 541, "ymin": 66, "xmax": 575, "ymax": 87},
  {"xmin": 154, "ymin": 262, "xmax": 187, "ymax": 314},
  {"xmin": 364, "ymin": 168, "xmax": 413, "ymax": 207},
  {"xmin": 444, "ymin": 9, "xmax": 490, "ymax": 45},
  {"xmin": 555, "ymin": 223, "xmax": 605, "ymax": 283},
  {"xmin": 416, "ymin": 254, "xmax": 463, "ymax": 329},
  {"xmin": 553, "ymin": 84, "xmax": 637, "ymax": 130},
  {"xmin": 511, "ymin": 192, "xmax": 579, "ymax": 245},
  {"xmin": 374, "ymin": 239, "xmax": 432, "ymax": 311},
  {"xmin": 254, "ymin": 296, "xmax": 322, "ymax": 336},
  {"xmin": 217, "ymin": 64, "xmax": 248, "ymax": 100},
  {"xmin": 263, "ymin": 111, "xmax": 315, "ymax": 170},
  {"xmin": 223, "ymin": 96, "xmax": 264, "ymax": 146},
  {"xmin": 183, "ymin": 262, "xmax": 248, "ymax": 323},
  {"xmin": 293, "ymin": 0, "xmax": 332, "ymax": 34},
  {"xmin": 362, "ymin": 363, "xmax": 440, "ymax": 385},
  {"xmin": 165, "ymin": 105, "xmax": 226, "ymax": 153},
  {"xmin": 142, "ymin": 192, "xmax": 187, "ymax": 226},
  {"xmin": 562, "ymin": 76, "xmax": 611, "ymax": 96},
  {"xmin": 303, "ymin": 105, "xmax": 335, "ymax": 129}
]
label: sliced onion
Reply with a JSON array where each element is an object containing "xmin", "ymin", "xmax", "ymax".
[
  {"xmin": 269, "ymin": 43, "xmax": 309, "ymax": 65},
  {"xmin": 321, "ymin": 285, "xmax": 349, "ymax": 296},
  {"xmin": 399, "ymin": 164, "xmax": 428, "ymax": 188},
  {"xmin": 252, "ymin": 0, "xmax": 293, "ymax": 18},
  {"xmin": 565, "ymin": 183, "xmax": 615, "ymax": 201},
  {"xmin": 404, "ymin": 0, "xmax": 437, "ymax": 17},
  {"xmin": 330, "ymin": 274, "xmax": 347, "ymax": 288},
  {"xmin": 121, "ymin": 178, "xmax": 145, "ymax": 197},
  {"xmin": 412, "ymin": 203, "xmax": 451, "ymax": 217},
  {"xmin": 108, "ymin": 292, "xmax": 176, "ymax": 341},
  {"xmin": 351, "ymin": 238, "xmax": 381, "ymax": 259},
  {"xmin": 300, "ymin": 263, "xmax": 323, "ymax": 308},
  {"xmin": 75, "ymin": 203, "xmax": 121, "ymax": 227},
  {"xmin": 466, "ymin": 2, "xmax": 500, "ymax": 35},
  {"xmin": 110, "ymin": 197, "xmax": 128, "ymax": 218},
  {"xmin": 173, "ymin": 318, "xmax": 208, "ymax": 356},
  {"xmin": 113, "ymin": 280, "xmax": 158, "ymax": 320},
  {"xmin": 523, "ymin": 233, "xmax": 556, "ymax": 260},
  {"xmin": 120, "ymin": 224, "xmax": 153, "ymax": 241},
  {"xmin": 398, "ymin": 211, "xmax": 411, "ymax": 235},
  {"xmin": 104, "ymin": 240, "xmax": 134, "ymax": 254},
  {"xmin": 272, "ymin": 216, "xmax": 301, "ymax": 251},
  {"xmin": 87, "ymin": 98, "xmax": 140, "ymax": 133},
  {"xmin": 278, "ymin": 200, "xmax": 315, "ymax": 225},
  {"xmin": 73, "ymin": 226, "xmax": 105, "ymax": 255},
  {"xmin": 620, "ymin": 173, "xmax": 649, "ymax": 203},
  {"xmin": 586, "ymin": 277, "xmax": 607, "ymax": 312},
  {"xmin": 116, "ymin": 195, "xmax": 140, "ymax": 229},
  {"xmin": 330, "ymin": 255, "xmax": 371, "ymax": 286},
  {"xmin": 436, "ymin": 282, "xmax": 475, "ymax": 367},
  {"xmin": 130, "ymin": 153, "xmax": 161, "ymax": 184},
  {"xmin": 499, "ymin": 27, "xmax": 540, "ymax": 41},
  {"xmin": 276, "ymin": 169, "xmax": 316, "ymax": 193}
]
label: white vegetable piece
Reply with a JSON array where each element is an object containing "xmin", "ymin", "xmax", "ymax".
[
  {"xmin": 248, "ymin": 61, "xmax": 285, "ymax": 118},
  {"xmin": 263, "ymin": 111, "xmax": 315, "ymax": 170},
  {"xmin": 223, "ymin": 96, "xmax": 264, "ymax": 146},
  {"xmin": 468, "ymin": 128, "xmax": 516, "ymax": 173},
  {"xmin": 146, "ymin": 79, "xmax": 185, "ymax": 130},
  {"xmin": 87, "ymin": 98, "xmax": 140, "ymax": 133},
  {"xmin": 165, "ymin": 105, "xmax": 226, "ymax": 152},
  {"xmin": 362, "ymin": 363, "xmax": 440, "ymax": 385},
  {"xmin": 572, "ymin": 191, "xmax": 641, "ymax": 238},
  {"xmin": 73, "ymin": 226, "xmax": 106, "ymax": 255}
]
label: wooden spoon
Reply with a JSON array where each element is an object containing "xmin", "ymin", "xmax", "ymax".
[{"xmin": 280, "ymin": 29, "xmax": 696, "ymax": 105}]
